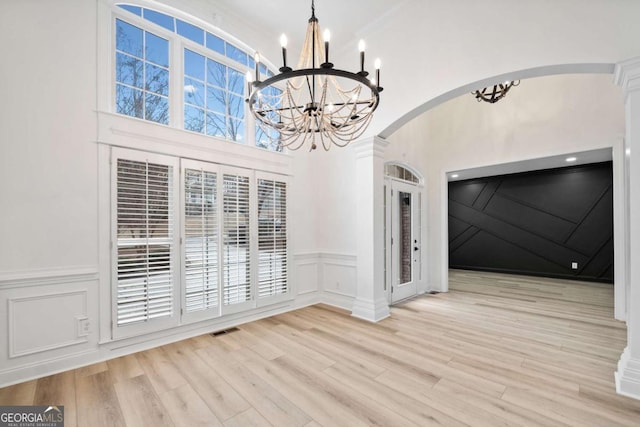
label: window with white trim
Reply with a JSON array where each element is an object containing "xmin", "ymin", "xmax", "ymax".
[
  {"xmin": 183, "ymin": 167, "xmax": 219, "ymax": 316},
  {"xmin": 113, "ymin": 149, "xmax": 288, "ymax": 336},
  {"xmin": 385, "ymin": 164, "xmax": 420, "ymax": 184},
  {"xmin": 184, "ymin": 49, "xmax": 245, "ymax": 141},
  {"xmin": 113, "ymin": 150, "xmax": 180, "ymax": 337},
  {"xmin": 113, "ymin": 3, "xmax": 282, "ymax": 151},
  {"xmin": 115, "ymin": 19, "xmax": 169, "ymax": 124},
  {"xmin": 222, "ymin": 173, "xmax": 252, "ymax": 307},
  {"xmin": 257, "ymin": 178, "xmax": 288, "ymax": 298}
]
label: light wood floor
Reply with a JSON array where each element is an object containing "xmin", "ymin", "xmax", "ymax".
[{"xmin": 2, "ymin": 269, "xmax": 640, "ymax": 426}]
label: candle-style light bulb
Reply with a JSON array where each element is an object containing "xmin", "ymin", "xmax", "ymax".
[
  {"xmin": 280, "ymin": 34, "xmax": 288, "ymax": 69},
  {"xmin": 254, "ymin": 52, "xmax": 260, "ymax": 81},
  {"xmin": 358, "ymin": 40, "xmax": 366, "ymax": 74},
  {"xmin": 374, "ymin": 58, "xmax": 381, "ymax": 88},
  {"xmin": 323, "ymin": 29, "xmax": 331, "ymax": 66},
  {"xmin": 245, "ymin": 70, "xmax": 253, "ymax": 97}
]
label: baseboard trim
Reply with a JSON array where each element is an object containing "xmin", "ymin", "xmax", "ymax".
[
  {"xmin": 351, "ymin": 296, "xmax": 390, "ymax": 323},
  {"xmin": 321, "ymin": 291, "xmax": 354, "ymax": 311},
  {"xmin": 615, "ymin": 347, "xmax": 640, "ymax": 400}
]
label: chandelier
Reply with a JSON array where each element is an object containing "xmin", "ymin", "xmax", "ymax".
[
  {"xmin": 473, "ymin": 80, "xmax": 520, "ymax": 103},
  {"xmin": 246, "ymin": 0, "xmax": 383, "ymax": 151}
]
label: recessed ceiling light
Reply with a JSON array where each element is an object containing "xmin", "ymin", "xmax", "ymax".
[
  {"xmin": 565, "ymin": 157, "xmax": 577, "ymax": 162},
  {"xmin": 451, "ymin": 174, "xmax": 459, "ymax": 178}
]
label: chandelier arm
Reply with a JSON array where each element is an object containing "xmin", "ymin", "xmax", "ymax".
[
  {"xmin": 254, "ymin": 99, "xmax": 374, "ymax": 116},
  {"xmin": 249, "ymin": 68, "xmax": 380, "ymax": 107}
]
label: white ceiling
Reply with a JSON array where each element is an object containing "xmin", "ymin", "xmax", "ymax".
[{"xmin": 210, "ymin": 0, "xmax": 402, "ymax": 58}]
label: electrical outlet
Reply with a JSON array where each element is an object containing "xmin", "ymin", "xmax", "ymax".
[
  {"xmin": 76, "ymin": 316, "xmax": 90, "ymax": 337},
  {"xmin": 571, "ymin": 262, "xmax": 578, "ymax": 270}
]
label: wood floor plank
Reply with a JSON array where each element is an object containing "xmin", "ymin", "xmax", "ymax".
[
  {"xmin": 241, "ymin": 320, "xmax": 335, "ymax": 371},
  {"xmin": 275, "ymin": 323, "xmax": 386, "ymax": 378},
  {"xmin": 33, "ymin": 371, "xmax": 77, "ymax": 427},
  {"xmin": 373, "ymin": 369, "xmax": 511, "ymax": 427},
  {"xmin": 270, "ymin": 354, "xmax": 418, "ymax": 427},
  {"xmin": 197, "ymin": 343, "xmax": 312, "ymax": 426},
  {"xmin": 239, "ymin": 347, "xmax": 375, "ymax": 427},
  {"xmin": 158, "ymin": 383, "xmax": 223, "ymax": 427},
  {"xmin": 223, "ymin": 328, "xmax": 284, "ymax": 361},
  {"xmin": 114, "ymin": 375, "xmax": 174, "ymax": 427},
  {"xmin": 74, "ymin": 361, "xmax": 108, "ymax": 379},
  {"xmin": 0, "ymin": 379, "xmax": 36, "ymax": 405},
  {"xmin": 107, "ymin": 354, "xmax": 145, "ymax": 384},
  {"xmin": 76, "ymin": 371, "xmax": 126, "ymax": 427},
  {"xmin": 433, "ymin": 378, "xmax": 568, "ymax": 427},
  {"xmin": 136, "ymin": 346, "xmax": 188, "ymax": 395},
  {"xmin": 223, "ymin": 408, "xmax": 272, "ymax": 427},
  {"xmin": 162, "ymin": 342, "xmax": 250, "ymax": 422},
  {"xmin": 501, "ymin": 385, "xmax": 637, "ymax": 427},
  {"xmin": 324, "ymin": 362, "xmax": 465, "ymax": 426}
]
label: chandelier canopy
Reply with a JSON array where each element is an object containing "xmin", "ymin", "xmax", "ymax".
[
  {"xmin": 246, "ymin": 0, "xmax": 383, "ymax": 151},
  {"xmin": 473, "ymin": 80, "xmax": 520, "ymax": 104}
]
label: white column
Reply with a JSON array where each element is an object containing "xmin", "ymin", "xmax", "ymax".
[
  {"xmin": 351, "ymin": 136, "xmax": 390, "ymax": 322},
  {"xmin": 615, "ymin": 57, "xmax": 640, "ymax": 400},
  {"xmin": 613, "ymin": 136, "xmax": 628, "ymax": 321}
]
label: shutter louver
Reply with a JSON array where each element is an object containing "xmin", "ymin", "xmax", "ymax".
[
  {"xmin": 116, "ymin": 159, "xmax": 174, "ymax": 326},
  {"xmin": 257, "ymin": 178, "xmax": 287, "ymax": 298},
  {"xmin": 222, "ymin": 174, "xmax": 251, "ymax": 305},
  {"xmin": 184, "ymin": 169, "xmax": 219, "ymax": 313}
]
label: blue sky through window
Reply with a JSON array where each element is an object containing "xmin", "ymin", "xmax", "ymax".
[
  {"xmin": 115, "ymin": 18, "xmax": 169, "ymax": 124},
  {"xmin": 116, "ymin": 4, "xmax": 280, "ymax": 149}
]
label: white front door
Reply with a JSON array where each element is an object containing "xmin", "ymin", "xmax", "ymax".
[{"xmin": 389, "ymin": 180, "xmax": 421, "ymax": 303}]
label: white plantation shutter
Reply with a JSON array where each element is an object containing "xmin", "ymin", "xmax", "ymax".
[
  {"xmin": 257, "ymin": 178, "xmax": 287, "ymax": 298},
  {"xmin": 116, "ymin": 158, "xmax": 175, "ymax": 327},
  {"xmin": 184, "ymin": 168, "xmax": 219, "ymax": 315},
  {"xmin": 222, "ymin": 173, "xmax": 252, "ymax": 306}
]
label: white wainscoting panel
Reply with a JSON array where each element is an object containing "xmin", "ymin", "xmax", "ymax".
[
  {"xmin": 292, "ymin": 252, "xmax": 357, "ymax": 310},
  {"xmin": 319, "ymin": 253, "xmax": 357, "ymax": 310},
  {"xmin": 9, "ymin": 291, "xmax": 88, "ymax": 358},
  {"xmin": 294, "ymin": 253, "xmax": 321, "ymax": 295},
  {"xmin": 0, "ymin": 267, "xmax": 99, "ymax": 386}
]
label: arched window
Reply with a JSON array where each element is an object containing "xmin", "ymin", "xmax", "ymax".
[
  {"xmin": 113, "ymin": 4, "xmax": 282, "ymax": 151},
  {"xmin": 385, "ymin": 163, "xmax": 421, "ymax": 184}
]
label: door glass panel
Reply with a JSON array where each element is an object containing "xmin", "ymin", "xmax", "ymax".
[{"xmin": 399, "ymin": 191, "xmax": 412, "ymax": 284}]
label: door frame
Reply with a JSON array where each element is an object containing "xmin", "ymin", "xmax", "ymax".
[{"xmin": 384, "ymin": 173, "xmax": 424, "ymax": 304}]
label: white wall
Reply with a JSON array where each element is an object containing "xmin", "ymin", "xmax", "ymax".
[
  {"xmin": 0, "ymin": 0, "xmax": 101, "ymax": 384},
  {"xmin": 385, "ymin": 73, "xmax": 625, "ymax": 290},
  {"xmin": 0, "ymin": 0, "xmax": 98, "ymax": 272},
  {"xmin": 360, "ymin": 0, "xmax": 640, "ymax": 138}
]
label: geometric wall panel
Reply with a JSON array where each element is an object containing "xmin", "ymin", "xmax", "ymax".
[{"xmin": 448, "ymin": 162, "xmax": 613, "ymax": 283}]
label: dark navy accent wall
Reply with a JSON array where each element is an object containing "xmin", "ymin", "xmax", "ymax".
[{"xmin": 448, "ymin": 162, "xmax": 613, "ymax": 283}]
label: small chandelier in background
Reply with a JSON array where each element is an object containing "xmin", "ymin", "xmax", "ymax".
[
  {"xmin": 246, "ymin": 0, "xmax": 383, "ymax": 151},
  {"xmin": 473, "ymin": 80, "xmax": 520, "ymax": 104}
]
